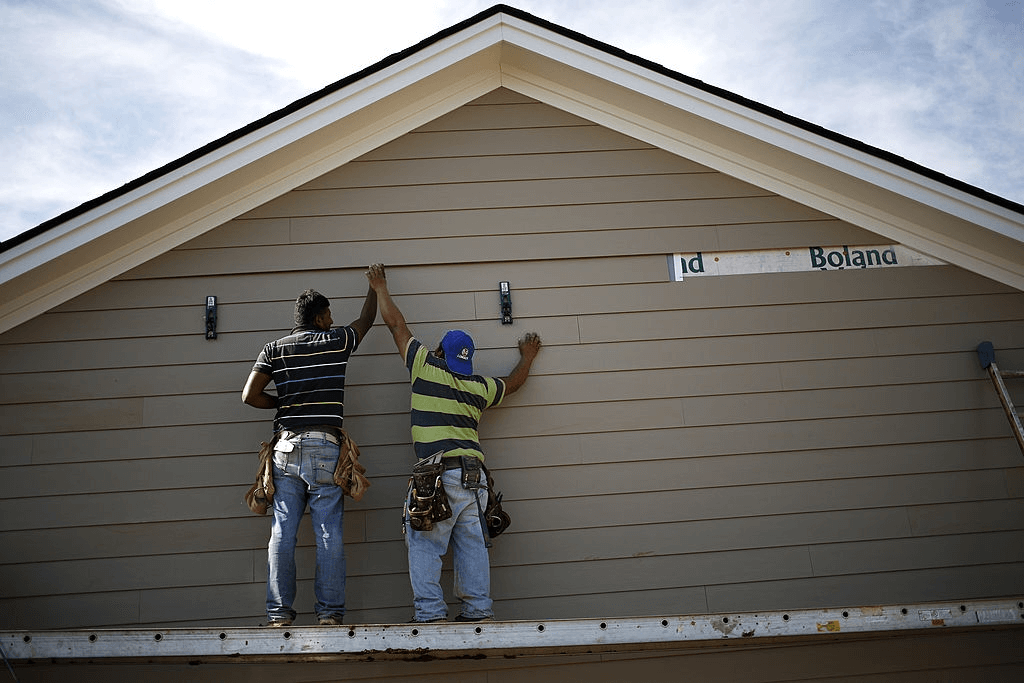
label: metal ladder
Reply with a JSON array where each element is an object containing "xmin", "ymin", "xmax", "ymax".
[{"xmin": 977, "ymin": 341, "xmax": 1024, "ymax": 456}]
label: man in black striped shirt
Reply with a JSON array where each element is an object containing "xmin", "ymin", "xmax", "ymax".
[{"xmin": 242, "ymin": 281, "xmax": 377, "ymax": 627}]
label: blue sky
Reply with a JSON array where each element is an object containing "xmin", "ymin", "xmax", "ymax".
[{"xmin": 2, "ymin": 0, "xmax": 1022, "ymax": 243}]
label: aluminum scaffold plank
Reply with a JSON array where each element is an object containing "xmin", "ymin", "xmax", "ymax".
[{"xmin": 4, "ymin": 598, "xmax": 1023, "ymax": 664}]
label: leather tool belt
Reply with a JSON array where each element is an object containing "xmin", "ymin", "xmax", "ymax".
[{"xmin": 406, "ymin": 452, "xmax": 453, "ymax": 532}]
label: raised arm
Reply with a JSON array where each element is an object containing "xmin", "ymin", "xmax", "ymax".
[
  {"xmin": 366, "ymin": 264, "xmax": 413, "ymax": 357},
  {"xmin": 501, "ymin": 332, "xmax": 542, "ymax": 396},
  {"xmin": 348, "ymin": 276, "xmax": 378, "ymax": 342}
]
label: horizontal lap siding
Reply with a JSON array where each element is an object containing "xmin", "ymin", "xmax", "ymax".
[{"xmin": 2, "ymin": 88, "xmax": 1023, "ymax": 630}]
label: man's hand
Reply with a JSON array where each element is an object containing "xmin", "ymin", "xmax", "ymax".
[
  {"xmin": 503, "ymin": 332, "xmax": 542, "ymax": 395},
  {"xmin": 366, "ymin": 263, "xmax": 387, "ymax": 291},
  {"xmin": 518, "ymin": 332, "xmax": 542, "ymax": 360},
  {"xmin": 365, "ymin": 263, "xmax": 413, "ymax": 356}
]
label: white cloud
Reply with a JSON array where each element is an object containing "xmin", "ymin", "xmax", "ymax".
[{"xmin": 2, "ymin": 0, "xmax": 1022, "ymax": 243}]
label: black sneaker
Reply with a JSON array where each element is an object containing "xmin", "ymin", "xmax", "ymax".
[
  {"xmin": 267, "ymin": 618, "xmax": 293, "ymax": 627},
  {"xmin": 454, "ymin": 615, "xmax": 493, "ymax": 622},
  {"xmin": 318, "ymin": 616, "xmax": 343, "ymax": 625}
]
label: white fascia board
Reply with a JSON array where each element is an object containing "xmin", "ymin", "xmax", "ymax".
[
  {"xmin": 496, "ymin": 17, "xmax": 1024, "ymax": 287},
  {"xmin": 0, "ymin": 19, "xmax": 505, "ymax": 334}
]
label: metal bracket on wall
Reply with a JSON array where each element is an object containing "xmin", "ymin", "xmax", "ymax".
[
  {"xmin": 977, "ymin": 341, "xmax": 1024, "ymax": 457},
  {"xmin": 499, "ymin": 282, "xmax": 512, "ymax": 325},
  {"xmin": 205, "ymin": 296, "xmax": 217, "ymax": 340}
]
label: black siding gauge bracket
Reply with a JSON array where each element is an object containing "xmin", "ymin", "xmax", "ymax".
[
  {"xmin": 205, "ymin": 296, "xmax": 218, "ymax": 339},
  {"xmin": 499, "ymin": 282, "xmax": 513, "ymax": 325}
]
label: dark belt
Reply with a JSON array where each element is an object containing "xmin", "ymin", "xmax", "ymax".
[{"xmin": 441, "ymin": 457, "xmax": 463, "ymax": 470}]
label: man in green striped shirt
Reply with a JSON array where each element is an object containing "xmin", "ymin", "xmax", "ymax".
[{"xmin": 366, "ymin": 264, "xmax": 541, "ymax": 622}]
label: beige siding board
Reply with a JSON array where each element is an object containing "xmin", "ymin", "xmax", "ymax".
[
  {"xmin": 1, "ymin": 591, "xmax": 141, "ymax": 630},
  {"xmin": 776, "ymin": 353, "xmax": 992, "ymax": 391},
  {"xmin": 1, "ymin": 422, "xmax": 263, "ymax": 466},
  {"xmin": 1007, "ymin": 467, "xmax": 1024, "ymax": 496},
  {"xmin": 490, "ymin": 509, "xmax": 913, "ymax": 567},
  {"xmin": 0, "ymin": 332, "xmax": 257, "ymax": 373},
  {"xmin": 808, "ymin": 530, "xmax": 1024, "ymax": 576},
  {"xmin": 0, "ymin": 436, "xmax": 31, "ymax": 466},
  {"xmin": 349, "ymin": 125, "xmax": 654, "ymax": 163},
  {"xmin": 0, "ymin": 518, "xmax": 275, "ymax": 564},
  {"xmin": 679, "ymin": 381, "xmax": 996, "ymax": 427},
  {"xmin": 908, "ymin": 499, "xmax": 1024, "ymax": 536},
  {"xmin": 174, "ymin": 216, "xmax": 290, "ymax": 249},
  {"xmin": 0, "ymin": 485, "xmax": 247, "ymax": 531},
  {"xmin": 236, "ymin": 173, "xmax": 771, "ymax": 219},
  {"xmin": 578, "ymin": 292, "xmax": 1024, "ymax": 344},
  {"xmin": 2, "ymin": 393, "xmax": 251, "ymax": 434},
  {"xmin": 705, "ymin": 563, "xmax": 1024, "ymax": 613},
  {"xmin": 412, "ymin": 100, "xmax": 594, "ymax": 131},
  {"xmin": 495, "ymin": 586, "xmax": 710, "ymax": 622},
  {"xmin": 0, "ymin": 453, "xmax": 253, "ymax": 498},
  {"xmin": 0, "ymin": 397, "xmax": 143, "ymax": 435},
  {"xmin": 361, "ymin": 469, "xmax": 1010, "ymax": 541},
  {"xmin": 0, "ymin": 304, "xmax": 208, "ymax": 344},
  {"xmin": 473, "ymin": 384, "xmax": 990, "ymax": 443},
  {"xmin": 285, "ymin": 201, "xmax": 837, "ymax": 244},
  {"xmin": 483, "ymin": 418, "xmax": 1017, "ymax": 471},
  {"xmin": 537, "ymin": 326, "xmax": 1019, "ymax": 376},
  {"xmin": 138, "ymin": 582, "xmax": 266, "ymax": 624},
  {"xmin": 469, "ymin": 87, "xmax": 534, "ymax": 106},
  {"xmin": 0, "ymin": 517, "xmax": 364, "ymax": 569},
  {"xmin": 500, "ymin": 471, "xmax": 1011, "ymax": 534},
  {"xmin": 0, "ymin": 362, "xmax": 251, "ymax": 404},
  {"xmin": 1, "ymin": 550, "xmax": 256, "ymax": 598},
  {"xmin": 298, "ymin": 149, "xmax": 712, "ymax": 192},
  {"xmin": 472, "ymin": 398, "xmax": 686, "ymax": 439},
  {"xmin": 524, "ymin": 411, "xmax": 1017, "ymax": 465},
  {"xmin": 490, "ymin": 547, "xmax": 814, "ymax": 601},
  {"xmin": 255, "ymin": 195, "xmax": 830, "ymax": 242},
  {"xmin": 490, "ymin": 443, "xmax": 1021, "ymax": 500}
]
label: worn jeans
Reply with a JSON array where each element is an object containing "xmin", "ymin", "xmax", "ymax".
[
  {"xmin": 266, "ymin": 433, "xmax": 345, "ymax": 622},
  {"xmin": 406, "ymin": 468, "xmax": 492, "ymax": 622}
]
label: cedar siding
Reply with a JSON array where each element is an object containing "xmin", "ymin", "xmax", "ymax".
[{"xmin": 1, "ymin": 89, "xmax": 1023, "ymax": 630}]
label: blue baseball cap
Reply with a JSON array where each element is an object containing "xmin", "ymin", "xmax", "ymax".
[{"xmin": 440, "ymin": 330, "xmax": 474, "ymax": 375}]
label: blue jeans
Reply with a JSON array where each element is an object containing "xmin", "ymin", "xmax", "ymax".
[
  {"xmin": 406, "ymin": 468, "xmax": 492, "ymax": 622},
  {"xmin": 266, "ymin": 434, "xmax": 345, "ymax": 622}
]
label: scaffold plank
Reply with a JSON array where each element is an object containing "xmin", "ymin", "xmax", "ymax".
[{"xmin": 3, "ymin": 598, "xmax": 1022, "ymax": 664}]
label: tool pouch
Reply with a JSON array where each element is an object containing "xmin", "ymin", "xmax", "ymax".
[
  {"xmin": 481, "ymin": 464, "xmax": 511, "ymax": 538},
  {"xmin": 407, "ymin": 452, "xmax": 452, "ymax": 532},
  {"xmin": 244, "ymin": 438, "xmax": 276, "ymax": 515},
  {"xmin": 460, "ymin": 455, "xmax": 484, "ymax": 489}
]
